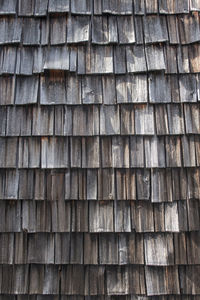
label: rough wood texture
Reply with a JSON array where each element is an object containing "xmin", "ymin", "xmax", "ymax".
[{"xmin": 0, "ymin": 0, "xmax": 200, "ymax": 298}]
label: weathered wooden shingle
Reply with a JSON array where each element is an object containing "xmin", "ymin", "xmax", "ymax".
[
  {"xmin": 16, "ymin": 47, "xmax": 34, "ymax": 75},
  {"xmin": 133, "ymin": 0, "xmax": 145, "ymax": 15},
  {"xmin": 190, "ymin": 0, "xmax": 200, "ymax": 11},
  {"xmin": 18, "ymin": 0, "xmax": 34, "ymax": 16},
  {"xmin": 86, "ymin": 46, "xmax": 114, "ymax": 74},
  {"xmin": 48, "ymin": 0, "xmax": 70, "ymax": 13},
  {"xmin": 44, "ymin": 46, "xmax": 70, "ymax": 70},
  {"xmin": 116, "ymin": 74, "xmax": 148, "ymax": 103},
  {"xmin": 18, "ymin": 137, "xmax": 41, "ymax": 168},
  {"xmin": 67, "ymin": 16, "xmax": 90, "ymax": 43},
  {"xmin": 143, "ymin": 15, "xmax": 168, "ymax": 43},
  {"xmin": 145, "ymin": 266, "xmax": 180, "ymax": 295},
  {"xmin": 0, "ymin": 76, "xmax": 15, "ymax": 105},
  {"xmin": 145, "ymin": 45, "xmax": 166, "ymax": 71},
  {"xmin": 71, "ymin": 0, "xmax": 91, "ymax": 14},
  {"xmin": 148, "ymin": 73, "xmax": 171, "ymax": 103},
  {"xmin": 0, "ymin": 0, "xmax": 17, "ymax": 15},
  {"xmin": 32, "ymin": 106, "xmax": 54, "ymax": 136},
  {"xmin": 102, "ymin": 0, "xmax": 133, "ymax": 15},
  {"xmin": 82, "ymin": 76, "xmax": 103, "ymax": 103},
  {"xmin": 15, "ymin": 76, "xmax": 39, "ymax": 105},
  {"xmin": 179, "ymin": 74, "xmax": 197, "ymax": 102},
  {"xmin": 178, "ymin": 13, "xmax": 200, "ymax": 44},
  {"xmin": 117, "ymin": 16, "xmax": 135, "ymax": 44},
  {"xmin": 0, "ymin": 2, "xmax": 199, "ymax": 299},
  {"xmin": 179, "ymin": 266, "xmax": 200, "ymax": 294},
  {"xmin": 144, "ymin": 233, "xmax": 174, "ymax": 266},
  {"xmin": 50, "ymin": 16, "xmax": 66, "ymax": 45},
  {"xmin": 34, "ymin": 0, "xmax": 48, "ymax": 16},
  {"xmin": 23, "ymin": 18, "xmax": 40, "ymax": 45},
  {"xmin": 159, "ymin": 0, "xmax": 189, "ymax": 14},
  {"xmin": 41, "ymin": 137, "xmax": 69, "ymax": 168},
  {"xmin": 100, "ymin": 105, "xmax": 120, "ymax": 135},
  {"xmin": 40, "ymin": 72, "xmax": 66, "ymax": 104},
  {"xmin": 92, "ymin": 16, "xmax": 118, "ymax": 44},
  {"xmin": 135, "ymin": 104, "xmax": 155, "ymax": 135},
  {"xmin": 6, "ymin": 106, "xmax": 32, "ymax": 136},
  {"xmin": 1, "ymin": 47, "xmax": 17, "ymax": 74},
  {"xmin": 0, "ymin": 17, "xmax": 22, "ymax": 44},
  {"xmin": 126, "ymin": 45, "xmax": 147, "ymax": 73},
  {"xmin": 73, "ymin": 106, "xmax": 99, "ymax": 136},
  {"xmin": 89, "ymin": 201, "xmax": 114, "ymax": 232}
]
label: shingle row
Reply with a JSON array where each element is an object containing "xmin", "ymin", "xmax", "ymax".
[
  {"xmin": 1, "ymin": 43, "xmax": 200, "ymax": 75},
  {"xmin": 0, "ymin": 263, "xmax": 200, "ymax": 295},
  {"xmin": 0, "ymin": 168, "xmax": 199, "ymax": 202},
  {"xmin": 1, "ymin": 74, "xmax": 200, "ymax": 105},
  {"xmin": 0, "ymin": 104, "xmax": 199, "ymax": 136},
  {"xmin": 0, "ymin": 199, "xmax": 199, "ymax": 233},
  {"xmin": 1, "ymin": 0, "xmax": 200, "ymax": 16},
  {"xmin": 1, "ymin": 14, "xmax": 200, "ymax": 45},
  {"xmin": 0, "ymin": 297, "xmax": 199, "ymax": 300},
  {"xmin": 0, "ymin": 136, "xmax": 199, "ymax": 168},
  {"xmin": 0, "ymin": 232, "xmax": 199, "ymax": 265}
]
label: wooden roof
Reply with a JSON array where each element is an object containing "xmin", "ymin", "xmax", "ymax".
[{"xmin": 0, "ymin": 0, "xmax": 200, "ymax": 298}]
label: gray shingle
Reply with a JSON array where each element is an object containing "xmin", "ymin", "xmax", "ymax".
[
  {"xmin": 15, "ymin": 76, "xmax": 39, "ymax": 105},
  {"xmin": 148, "ymin": 73, "xmax": 171, "ymax": 103},
  {"xmin": 82, "ymin": 76, "xmax": 103, "ymax": 103},
  {"xmin": 34, "ymin": 0, "xmax": 48, "ymax": 16},
  {"xmin": 71, "ymin": 0, "xmax": 91, "ymax": 14},
  {"xmin": 18, "ymin": 0, "xmax": 34, "ymax": 16},
  {"xmin": 41, "ymin": 137, "xmax": 69, "ymax": 168},
  {"xmin": 102, "ymin": 0, "xmax": 133, "ymax": 14},
  {"xmin": 159, "ymin": 0, "xmax": 189, "ymax": 14},
  {"xmin": 23, "ymin": 18, "xmax": 40, "ymax": 45},
  {"xmin": 92, "ymin": 16, "xmax": 118, "ymax": 44},
  {"xmin": 178, "ymin": 14, "xmax": 200, "ymax": 44},
  {"xmin": 117, "ymin": 16, "xmax": 135, "ymax": 44},
  {"xmin": 0, "ymin": 17, "xmax": 22, "ymax": 44},
  {"xmin": 50, "ymin": 16, "xmax": 66, "ymax": 45},
  {"xmin": 48, "ymin": 0, "xmax": 70, "ymax": 13},
  {"xmin": 0, "ymin": 76, "xmax": 15, "ymax": 105},
  {"xmin": 143, "ymin": 15, "xmax": 168, "ymax": 44},
  {"xmin": 133, "ymin": 0, "xmax": 145, "ymax": 14},
  {"xmin": 145, "ymin": 45, "xmax": 166, "ymax": 71},
  {"xmin": 0, "ymin": 0, "xmax": 17, "ymax": 15},
  {"xmin": 44, "ymin": 46, "xmax": 70, "ymax": 70},
  {"xmin": 100, "ymin": 105, "xmax": 120, "ymax": 135},
  {"xmin": 135, "ymin": 104, "xmax": 155, "ymax": 135},
  {"xmin": 116, "ymin": 74, "xmax": 148, "ymax": 103},
  {"xmin": 1, "ymin": 46, "xmax": 17, "ymax": 74},
  {"xmin": 16, "ymin": 47, "xmax": 34, "ymax": 75},
  {"xmin": 126, "ymin": 45, "xmax": 147, "ymax": 73},
  {"xmin": 40, "ymin": 72, "xmax": 66, "ymax": 105},
  {"xmin": 73, "ymin": 106, "xmax": 99, "ymax": 136},
  {"xmin": 179, "ymin": 74, "xmax": 197, "ymax": 102},
  {"xmin": 86, "ymin": 45, "xmax": 114, "ymax": 74},
  {"xmin": 144, "ymin": 233, "xmax": 174, "ymax": 265},
  {"xmin": 67, "ymin": 16, "xmax": 90, "ymax": 43}
]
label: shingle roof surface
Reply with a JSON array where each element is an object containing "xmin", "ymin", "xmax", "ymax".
[{"xmin": 0, "ymin": 0, "xmax": 200, "ymax": 298}]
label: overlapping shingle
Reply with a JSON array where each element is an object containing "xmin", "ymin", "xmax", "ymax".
[{"xmin": 0, "ymin": 1, "xmax": 200, "ymax": 299}]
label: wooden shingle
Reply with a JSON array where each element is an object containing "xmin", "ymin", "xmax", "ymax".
[
  {"xmin": 144, "ymin": 233, "xmax": 174, "ymax": 266},
  {"xmin": 71, "ymin": 0, "xmax": 91, "ymax": 14},
  {"xmin": 143, "ymin": 15, "xmax": 168, "ymax": 43},
  {"xmin": 0, "ymin": 0, "xmax": 17, "ymax": 15},
  {"xmin": 67, "ymin": 16, "xmax": 90, "ymax": 43},
  {"xmin": 0, "ymin": 1, "xmax": 199, "ymax": 299}
]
